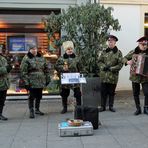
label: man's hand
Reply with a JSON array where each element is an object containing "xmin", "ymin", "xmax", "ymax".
[
  {"xmin": 103, "ymin": 66, "xmax": 110, "ymax": 71},
  {"xmin": 127, "ymin": 60, "xmax": 133, "ymax": 65},
  {"xmin": 63, "ymin": 64, "xmax": 69, "ymax": 71},
  {"xmin": 46, "ymin": 82, "xmax": 49, "ymax": 86},
  {"xmin": 25, "ymin": 85, "xmax": 30, "ymax": 91},
  {"xmin": 6, "ymin": 65, "xmax": 12, "ymax": 73}
]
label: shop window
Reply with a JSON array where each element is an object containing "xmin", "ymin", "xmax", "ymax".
[
  {"xmin": 7, "ymin": 36, "xmax": 37, "ymax": 53},
  {"xmin": 4, "ymin": 33, "xmax": 60, "ymax": 95},
  {"xmin": 0, "ymin": 10, "xmax": 61, "ymax": 95}
]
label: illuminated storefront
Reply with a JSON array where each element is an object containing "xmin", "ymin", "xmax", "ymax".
[
  {"xmin": 0, "ymin": 10, "xmax": 61, "ymax": 95},
  {"xmin": 0, "ymin": 0, "xmax": 87, "ymax": 96}
]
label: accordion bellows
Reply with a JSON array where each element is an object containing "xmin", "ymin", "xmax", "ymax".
[{"xmin": 130, "ymin": 54, "xmax": 148, "ymax": 76}]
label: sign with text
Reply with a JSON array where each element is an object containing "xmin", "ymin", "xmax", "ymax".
[
  {"xmin": 7, "ymin": 36, "xmax": 37, "ymax": 53},
  {"xmin": 61, "ymin": 73, "xmax": 86, "ymax": 84}
]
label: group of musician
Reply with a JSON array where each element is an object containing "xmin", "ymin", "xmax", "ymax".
[
  {"xmin": 99, "ymin": 35, "xmax": 148, "ymax": 116},
  {"xmin": 0, "ymin": 35, "xmax": 148, "ymax": 121}
]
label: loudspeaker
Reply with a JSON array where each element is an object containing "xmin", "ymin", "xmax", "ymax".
[
  {"xmin": 82, "ymin": 77, "xmax": 101, "ymax": 107},
  {"xmin": 74, "ymin": 106, "xmax": 99, "ymax": 129}
]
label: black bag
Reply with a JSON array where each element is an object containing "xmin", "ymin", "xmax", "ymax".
[{"xmin": 74, "ymin": 106, "xmax": 99, "ymax": 129}]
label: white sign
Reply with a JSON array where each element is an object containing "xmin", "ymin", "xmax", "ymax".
[{"xmin": 61, "ymin": 73, "xmax": 86, "ymax": 84}]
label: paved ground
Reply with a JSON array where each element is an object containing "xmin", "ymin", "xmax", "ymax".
[{"xmin": 1, "ymin": 91, "xmax": 148, "ymax": 148}]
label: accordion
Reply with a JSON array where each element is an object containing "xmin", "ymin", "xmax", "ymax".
[{"xmin": 130, "ymin": 54, "xmax": 148, "ymax": 76}]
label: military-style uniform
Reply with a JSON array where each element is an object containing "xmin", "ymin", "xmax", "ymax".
[
  {"xmin": 123, "ymin": 46, "xmax": 148, "ymax": 115},
  {"xmin": 20, "ymin": 52, "xmax": 50, "ymax": 118},
  {"xmin": 98, "ymin": 46, "xmax": 123, "ymax": 111},
  {"xmin": 55, "ymin": 52, "xmax": 82, "ymax": 113},
  {"xmin": 0, "ymin": 54, "xmax": 12, "ymax": 120}
]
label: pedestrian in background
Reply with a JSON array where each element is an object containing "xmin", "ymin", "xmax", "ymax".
[
  {"xmin": 98, "ymin": 35, "xmax": 123, "ymax": 112},
  {"xmin": 20, "ymin": 44, "xmax": 51, "ymax": 118},
  {"xmin": 0, "ymin": 45, "xmax": 12, "ymax": 120},
  {"xmin": 123, "ymin": 36, "xmax": 148, "ymax": 115},
  {"xmin": 55, "ymin": 41, "xmax": 82, "ymax": 114}
]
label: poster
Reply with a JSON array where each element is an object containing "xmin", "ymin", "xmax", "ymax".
[{"xmin": 8, "ymin": 36, "xmax": 37, "ymax": 53}]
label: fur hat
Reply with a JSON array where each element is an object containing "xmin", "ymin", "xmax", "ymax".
[
  {"xmin": 62, "ymin": 41, "xmax": 74, "ymax": 51},
  {"xmin": 27, "ymin": 43, "xmax": 36, "ymax": 50},
  {"xmin": 107, "ymin": 35, "xmax": 118, "ymax": 41}
]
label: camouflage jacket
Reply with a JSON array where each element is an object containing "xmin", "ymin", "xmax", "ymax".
[
  {"xmin": 20, "ymin": 52, "xmax": 51, "ymax": 88},
  {"xmin": 123, "ymin": 46, "xmax": 148, "ymax": 83},
  {"xmin": 98, "ymin": 46, "xmax": 123, "ymax": 84},
  {"xmin": 55, "ymin": 53, "xmax": 82, "ymax": 88},
  {"xmin": 0, "ymin": 54, "xmax": 10, "ymax": 90}
]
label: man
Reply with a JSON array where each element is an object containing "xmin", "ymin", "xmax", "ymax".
[
  {"xmin": 98, "ymin": 35, "xmax": 123, "ymax": 112},
  {"xmin": 55, "ymin": 41, "xmax": 82, "ymax": 114},
  {"xmin": 123, "ymin": 36, "xmax": 148, "ymax": 115},
  {"xmin": 20, "ymin": 44, "xmax": 51, "ymax": 118},
  {"xmin": 0, "ymin": 47, "xmax": 12, "ymax": 120}
]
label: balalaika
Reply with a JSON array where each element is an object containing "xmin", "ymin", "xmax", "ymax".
[{"xmin": 130, "ymin": 54, "xmax": 148, "ymax": 76}]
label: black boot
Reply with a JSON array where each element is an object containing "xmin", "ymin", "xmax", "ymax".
[
  {"xmin": 28, "ymin": 97, "xmax": 34, "ymax": 110},
  {"xmin": 76, "ymin": 96, "xmax": 81, "ymax": 106},
  {"xmin": 100, "ymin": 92, "xmax": 107, "ymax": 112},
  {"xmin": 144, "ymin": 96, "xmax": 148, "ymax": 115},
  {"xmin": 0, "ymin": 105, "xmax": 8, "ymax": 120},
  {"xmin": 134, "ymin": 107, "xmax": 141, "ymax": 115},
  {"xmin": 109, "ymin": 95, "xmax": 116, "ymax": 112},
  {"xmin": 35, "ymin": 99, "xmax": 44, "ymax": 115},
  {"xmin": 0, "ymin": 104, "xmax": 8, "ymax": 120},
  {"xmin": 143, "ymin": 107, "xmax": 148, "ymax": 115},
  {"xmin": 28, "ymin": 97, "xmax": 35, "ymax": 118},
  {"xmin": 99, "ymin": 106, "xmax": 106, "ymax": 112},
  {"xmin": 35, "ymin": 98, "xmax": 44, "ymax": 116},
  {"xmin": 134, "ymin": 97, "xmax": 141, "ymax": 115},
  {"xmin": 35, "ymin": 109, "xmax": 44, "ymax": 115},
  {"xmin": 109, "ymin": 107, "xmax": 116, "ymax": 112},
  {"xmin": 74, "ymin": 88, "xmax": 81, "ymax": 106},
  {"xmin": 61, "ymin": 98, "xmax": 67, "ymax": 114},
  {"xmin": 29, "ymin": 109, "xmax": 35, "ymax": 118},
  {"xmin": 61, "ymin": 107, "xmax": 67, "ymax": 114},
  {"xmin": 0, "ymin": 114, "xmax": 8, "ymax": 120}
]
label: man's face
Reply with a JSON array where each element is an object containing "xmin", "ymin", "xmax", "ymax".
[
  {"xmin": 139, "ymin": 42, "xmax": 147, "ymax": 51},
  {"xmin": 65, "ymin": 47, "xmax": 73, "ymax": 55},
  {"xmin": 107, "ymin": 38, "xmax": 116, "ymax": 49},
  {"xmin": 30, "ymin": 47, "xmax": 37, "ymax": 56}
]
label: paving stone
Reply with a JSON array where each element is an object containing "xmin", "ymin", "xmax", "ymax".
[{"xmin": 0, "ymin": 94, "xmax": 148, "ymax": 148}]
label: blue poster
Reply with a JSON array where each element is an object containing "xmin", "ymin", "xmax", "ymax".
[{"xmin": 8, "ymin": 36, "xmax": 37, "ymax": 53}]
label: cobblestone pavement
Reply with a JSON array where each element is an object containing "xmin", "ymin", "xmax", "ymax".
[{"xmin": 0, "ymin": 91, "xmax": 148, "ymax": 148}]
